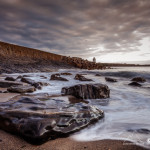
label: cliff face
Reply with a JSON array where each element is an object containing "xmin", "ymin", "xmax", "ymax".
[
  {"xmin": 0, "ymin": 41, "xmax": 63, "ymax": 62},
  {"xmin": 0, "ymin": 41, "xmax": 104, "ymax": 73}
]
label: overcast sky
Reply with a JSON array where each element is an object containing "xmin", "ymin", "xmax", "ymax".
[{"xmin": 0, "ymin": 0, "xmax": 150, "ymax": 63}]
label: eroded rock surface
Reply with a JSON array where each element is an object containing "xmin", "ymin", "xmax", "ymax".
[
  {"xmin": 61, "ymin": 84, "xmax": 110, "ymax": 99},
  {"xmin": 50, "ymin": 74, "xmax": 68, "ymax": 81},
  {"xmin": 7, "ymin": 85, "xmax": 36, "ymax": 93},
  {"xmin": 0, "ymin": 96, "xmax": 104, "ymax": 144},
  {"xmin": 74, "ymin": 74, "xmax": 93, "ymax": 81}
]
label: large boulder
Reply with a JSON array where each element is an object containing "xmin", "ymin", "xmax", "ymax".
[
  {"xmin": 131, "ymin": 77, "xmax": 146, "ymax": 83},
  {"xmin": 0, "ymin": 80, "xmax": 23, "ymax": 88},
  {"xmin": 50, "ymin": 74, "xmax": 68, "ymax": 81},
  {"xmin": 0, "ymin": 96, "xmax": 104, "ymax": 144},
  {"xmin": 105, "ymin": 77, "xmax": 117, "ymax": 82},
  {"xmin": 61, "ymin": 84, "xmax": 110, "ymax": 99},
  {"xmin": 5, "ymin": 77, "xmax": 16, "ymax": 81},
  {"xmin": 74, "ymin": 74, "xmax": 93, "ymax": 81},
  {"xmin": 7, "ymin": 85, "xmax": 36, "ymax": 93}
]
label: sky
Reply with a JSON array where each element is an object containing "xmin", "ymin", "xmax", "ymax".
[{"xmin": 0, "ymin": 0, "xmax": 150, "ymax": 64}]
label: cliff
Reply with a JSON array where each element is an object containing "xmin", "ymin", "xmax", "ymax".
[{"xmin": 0, "ymin": 41, "xmax": 104, "ymax": 73}]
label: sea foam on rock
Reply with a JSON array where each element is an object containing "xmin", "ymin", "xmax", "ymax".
[
  {"xmin": 61, "ymin": 84, "xmax": 110, "ymax": 99},
  {"xmin": 0, "ymin": 96, "xmax": 104, "ymax": 144}
]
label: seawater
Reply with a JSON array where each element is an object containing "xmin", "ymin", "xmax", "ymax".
[{"xmin": 5, "ymin": 67, "xmax": 150, "ymax": 148}]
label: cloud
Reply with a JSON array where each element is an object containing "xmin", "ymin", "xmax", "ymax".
[{"xmin": 0, "ymin": 0, "xmax": 150, "ymax": 61}]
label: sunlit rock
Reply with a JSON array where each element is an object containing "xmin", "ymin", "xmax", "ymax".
[{"xmin": 62, "ymin": 84, "xmax": 110, "ymax": 99}]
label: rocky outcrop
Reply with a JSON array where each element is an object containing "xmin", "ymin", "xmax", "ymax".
[
  {"xmin": 128, "ymin": 82, "xmax": 142, "ymax": 87},
  {"xmin": 7, "ymin": 85, "xmax": 36, "ymax": 93},
  {"xmin": 62, "ymin": 56, "xmax": 105, "ymax": 70},
  {"xmin": 95, "ymin": 74, "xmax": 101, "ymax": 76},
  {"xmin": 105, "ymin": 77, "xmax": 117, "ymax": 82},
  {"xmin": 0, "ymin": 96, "xmax": 104, "ymax": 144},
  {"xmin": 74, "ymin": 74, "xmax": 93, "ymax": 81},
  {"xmin": 50, "ymin": 74, "xmax": 68, "ymax": 81},
  {"xmin": 0, "ymin": 41, "xmax": 106, "ymax": 74},
  {"xmin": 61, "ymin": 72, "xmax": 72, "ymax": 75},
  {"xmin": 21, "ymin": 77, "xmax": 45, "ymax": 89},
  {"xmin": 5, "ymin": 77, "xmax": 16, "ymax": 81},
  {"xmin": 61, "ymin": 84, "xmax": 110, "ymax": 99},
  {"xmin": 0, "ymin": 80, "xmax": 23, "ymax": 88},
  {"xmin": 131, "ymin": 77, "xmax": 146, "ymax": 83}
]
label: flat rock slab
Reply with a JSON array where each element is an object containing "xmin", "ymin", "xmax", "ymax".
[
  {"xmin": 0, "ymin": 96, "xmax": 104, "ymax": 144},
  {"xmin": 61, "ymin": 84, "xmax": 110, "ymax": 99},
  {"xmin": 0, "ymin": 93, "xmax": 20, "ymax": 102},
  {"xmin": 7, "ymin": 85, "xmax": 36, "ymax": 93},
  {"xmin": 0, "ymin": 80, "xmax": 23, "ymax": 88}
]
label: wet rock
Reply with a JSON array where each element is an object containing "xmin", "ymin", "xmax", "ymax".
[
  {"xmin": 40, "ymin": 75, "xmax": 47, "ymax": 79},
  {"xmin": 7, "ymin": 85, "xmax": 36, "ymax": 93},
  {"xmin": 95, "ymin": 74, "xmax": 101, "ymax": 76},
  {"xmin": 50, "ymin": 74, "xmax": 68, "ymax": 81},
  {"xmin": 21, "ymin": 77, "xmax": 35, "ymax": 85},
  {"xmin": 127, "ymin": 128, "xmax": 150, "ymax": 134},
  {"xmin": 0, "ymin": 96, "xmax": 104, "ymax": 144},
  {"xmin": 61, "ymin": 84, "xmax": 110, "ymax": 99},
  {"xmin": 105, "ymin": 77, "xmax": 117, "ymax": 82},
  {"xmin": 0, "ymin": 80, "xmax": 23, "ymax": 88},
  {"xmin": 61, "ymin": 72, "xmax": 72, "ymax": 75},
  {"xmin": 131, "ymin": 77, "xmax": 146, "ymax": 83},
  {"xmin": 21, "ymin": 77, "xmax": 44, "ymax": 89},
  {"xmin": 23, "ymin": 75, "xmax": 32, "ymax": 77},
  {"xmin": 128, "ymin": 82, "xmax": 142, "ymax": 87},
  {"xmin": 16, "ymin": 75, "xmax": 23, "ymax": 79},
  {"xmin": 74, "ymin": 74, "xmax": 93, "ymax": 81},
  {"xmin": 5, "ymin": 77, "xmax": 16, "ymax": 81}
]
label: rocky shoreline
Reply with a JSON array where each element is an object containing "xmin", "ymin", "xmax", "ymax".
[{"xmin": 0, "ymin": 70, "xmax": 149, "ymax": 149}]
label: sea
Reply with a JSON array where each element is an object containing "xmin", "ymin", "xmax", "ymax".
[{"xmin": 4, "ymin": 67, "xmax": 150, "ymax": 148}]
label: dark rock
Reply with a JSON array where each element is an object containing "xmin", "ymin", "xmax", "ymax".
[
  {"xmin": 127, "ymin": 128, "xmax": 150, "ymax": 134},
  {"xmin": 0, "ymin": 80, "xmax": 23, "ymax": 88},
  {"xmin": 21, "ymin": 77, "xmax": 44, "ymax": 89},
  {"xmin": 0, "ymin": 96, "xmax": 104, "ymax": 144},
  {"xmin": 40, "ymin": 76, "xmax": 47, "ymax": 79},
  {"xmin": 105, "ymin": 77, "xmax": 117, "ymax": 82},
  {"xmin": 5, "ymin": 77, "xmax": 16, "ymax": 81},
  {"xmin": 16, "ymin": 75, "xmax": 23, "ymax": 79},
  {"xmin": 21, "ymin": 77, "xmax": 35, "ymax": 85},
  {"xmin": 61, "ymin": 73, "xmax": 72, "ymax": 75},
  {"xmin": 95, "ymin": 74, "xmax": 101, "ymax": 76},
  {"xmin": 61, "ymin": 84, "xmax": 110, "ymax": 99},
  {"xmin": 128, "ymin": 82, "xmax": 142, "ymax": 87},
  {"xmin": 23, "ymin": 75, "xmax": 32, "ymax": 77},
  {"xmin": 74, "ymin": 74, "xmax": 93, "ymax": 81},
  {"xmin": 131, "ymin": 77, "xmax": 146, "ymax": 83},
  {"xmin": 50, "ymin": 74, "xmax": 68, "ymax": 81},
  {"xmin": 7, "ymin": 85, "xmax": 36, "ymax": 93}
]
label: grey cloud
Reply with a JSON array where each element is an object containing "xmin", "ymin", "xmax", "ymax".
[{"xmin": 0, "ymin": 0, "xmax": 150, "ymax": 60}]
